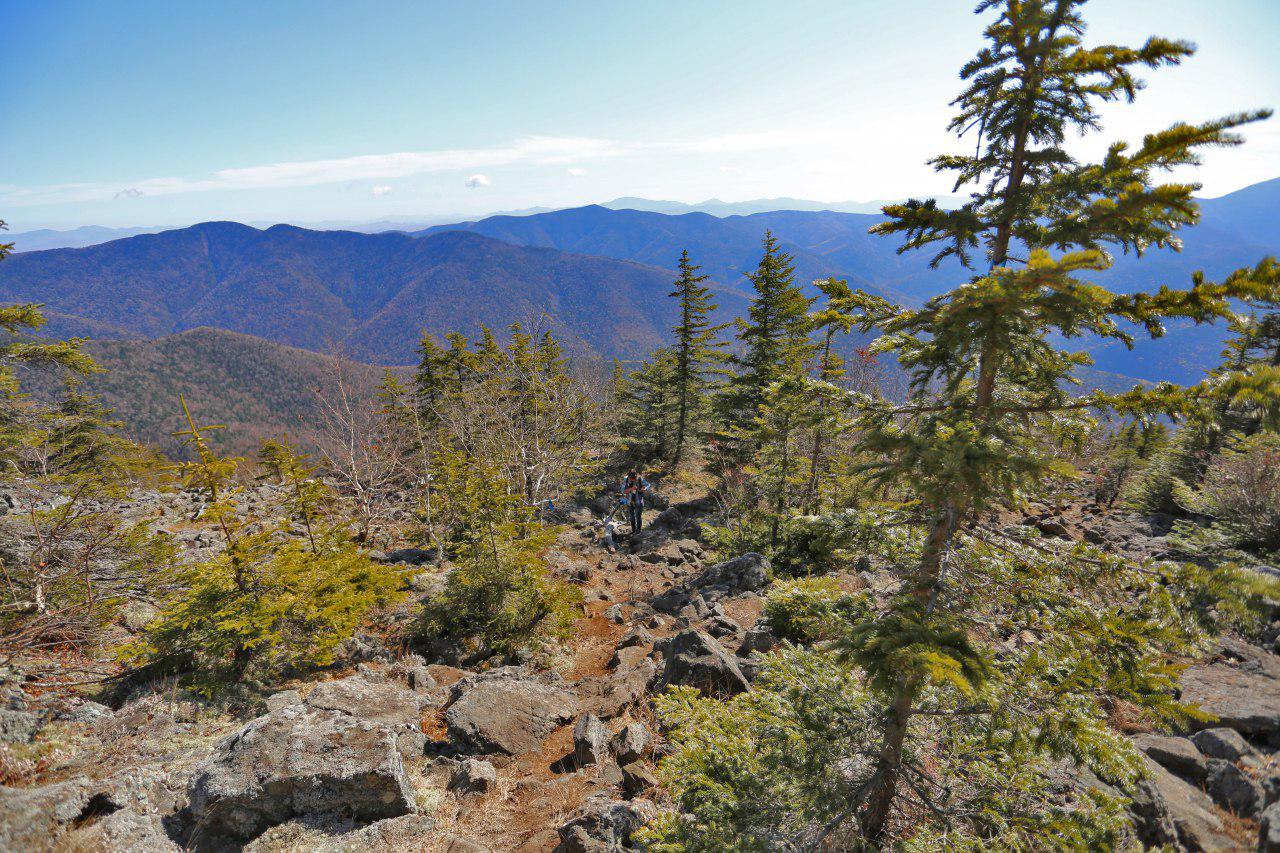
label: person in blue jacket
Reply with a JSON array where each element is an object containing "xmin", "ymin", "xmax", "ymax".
[{"xmin": 620, "ymin": 469, "xmax": 649, "ymax": 534}]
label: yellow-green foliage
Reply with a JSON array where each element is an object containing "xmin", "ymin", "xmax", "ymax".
[
  {"xmin": 639, "ymin": 646, "xmax": 1132, "ymax": 852},
  {"xmin": 121, "ymin": 530, "xmax": 405, "ymax": 687},
  {"xmin": 422, "ymin": 529, "xmax": 580, "ymax": 658},
  {"xmin": 121, "ymin": 425, "xmax": 405, "ymax": 689},
  {"xmin": 420, "ymin": 444, "xmax": 580, "ymax": 658},
  {"xmin": 763, "ymin": 577, "xmax": 872, "ymax": 644}
]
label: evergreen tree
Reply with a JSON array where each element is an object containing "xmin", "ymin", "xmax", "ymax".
[
  {"xmin": 718, "ymin": 233, "xmax": 814, "ymax": 450},
  {"xmin": 668, "ymin": 250, "xmax": 728, "ymax": 466},
  {"xmin": 616, "ymin": 349, "xmax": 678, "ymax": 462},
  {"xmin": 839, "ymin": 0, "xmax": 1277, "ymax": 839},
  {"xmin": 802, "ymin": 278, "xmax": 860, "ymax": 512},
  {"xmin": 124, "ymin": 406, "xmax": 405, "ymax": 688},
  {"xmin": 414, "ymin": 331, "xmax": 448, "ymax": 418}
]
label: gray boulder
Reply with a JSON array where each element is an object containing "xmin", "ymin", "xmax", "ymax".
[
  {"xmin": 703, "ymin": 553, "xmax": 771, "ymax": 592},
  {"xmin": 1180, "ymin": 663, "xmax": 1280, "ymax": 742},
  {"xmin": 58, "ymin": 699, "xmax": 114, "ymax": 726},
  {"xmin": 0, "ymin": 707, "xmax": 44, "ymax": 744},
  {"xmin": 383, "ymin": 547, "xmax": 436, "ymax": 566},
  {"xmin": 1262, "ymin": 800, "xmax": 1280, "ymax": 852},
  {"xmin": 655, "ymin": 630, "xmax": 750, "ymax": 697},
  {"xmin": 556, "ymin": 795, "xmax": 653, "ymax": 853},
  {"xmin": 307, "ymin": 674, "xmax": 420, "ymax": 724},
  {"xmin": 74, "ymin": 809, "xmax": 182, "ymax": 852},
  {"xmin": 1205, "ymin": 758, "xmax": 1263, "ymax": 818},
  {"xmin": 738, "ymin": 624, "xmax": 777, "ymax": 656},
  {"xmin": 611, "ymin": 723, "xmax": 652, "ymax": 765},
  {"xmin": 578, "ymin": 659, "xmax": 655, "ymax": 719},
  {"xmin": 0, "ymin": 777, "xmax": 96, "ymax": 850},
  {"xmin": 449, "ymin": 758, "xmax": 497, "ymax": 795},
  {"xmin": 1133, "ymin": 733, "xmax": 1208, "ymax": 781},
  {"xmin": 305, "ymin": 674, "xmax": 427, "ymax": 760},
  {"xmin": 573, "ymin": 713, "xmax": 610, "ymax": 768},
  {"xmin": 266, "ymin": 689, "xmax": 302, "ymax": 712},
  {"xmin": 620, "ymin": 761, "xmax": 657, "ymax": 798},
  {"xmin": 1131, "ymin": 756, "xmax": 1235, "ymax": 851},
  {"xmin": 186, "ymin": 703, "xmax": 417, "ymax": 845},
  {"xmin": 445, "ymin": 668, "xmax": 576, "ymax": 755},
  {"xmin": 1190, "ymin": 727, "xmax": 1254, "ymax": 762}
]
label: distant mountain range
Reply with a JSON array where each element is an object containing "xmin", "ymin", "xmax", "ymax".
[
  {"xmin": 6, "ymin": 225, "xmax": 173, "ymax": 252},
  {"xmin": 423, "ymin": 180, "xmax": 1280, "ymax": 384},
  {"xmin": 3, "ymin": 178, "xmax": 1277, "ymax": 388},
  {"xmin": 0, "ymin": 221, "xmax": 745, "ymax": 363},
  {"xmin": 598, "ymin": 196, "xmax": 965, "ymax": 217}
]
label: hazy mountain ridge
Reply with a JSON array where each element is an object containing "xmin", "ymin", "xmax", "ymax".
[
  {"xmin": 0, "ymin": 223, "xmax": 747, "ymax": 364},
  {"xmin": 3, "ymin": 177, "xmax": 1276, "ymax": 385},
  {"xmin": 422, "ymin": 179, "xmax": 1280, "ymax": 384}
]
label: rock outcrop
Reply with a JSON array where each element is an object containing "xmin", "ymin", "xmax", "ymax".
[
  {"xmin": 185, "ymin": 675, "xmax": 425, "ymax": 846},
  {"xmin": 445, "ymin": 668, "xmax": 577, "ymax": 755}
]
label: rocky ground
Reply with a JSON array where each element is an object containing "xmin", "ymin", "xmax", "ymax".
[{"xmin": 2, "ymin": 483, "xmax": 1279, "ymax": 851}]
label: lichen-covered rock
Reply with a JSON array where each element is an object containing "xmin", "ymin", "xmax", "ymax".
[
  {"xmin": 1181, "ymin": 663, "xmax": 1280, "ymax": 742},
  {"xmin": 74, "ymin": 808, "xmax": 182, "ymax": 852},
  {"xmin": 610, "ymin": 723, "xmax": 652, "ymax": 765},
  {"xmin": 1190, "ymin": 727, "xmax": 1254, "ymax": 762},
  {"xmin": 556, "ymin": 795, "xmax": 653, "ymax": 852},
  {"xmin": 445, "ymin": 668, "xmax": 576, "ymax": 755},
  {"xmin": 304, "ymin": 674, "xmax": 427, "ymax": 760},
  {"xmin": 703, "ymin": 553, "xmax": 770, "ymax": 592},
  {"xmin": 654, "ymin": 630, "xmax": 750, "ymax": 697},
  {"xmin": 0, "ymin": 777, "xmax": 95, "ymax": 850},
  {"xmin": 573, "ymin": 713, "xmax": 610, "ymax": 768},
  {"xmin": 0, "ymin": 707, "xmax": 44, "ymax": 744},
  {"xmin": 449, "ymin": 758, "xmax": 497, "ymax": 795},
  {"xmin": 186, "ymin": 703, "xmax": 417, "ymax": 846},
  {"xmin": 1133, "ymin": 733, "xmax": 1208, "ymax": 781}
]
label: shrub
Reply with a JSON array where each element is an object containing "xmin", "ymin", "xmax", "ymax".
[
  {"xmin": 763, "ymin": 577, "xmax": 873, "ymax": 644},
  {"xmin": 421, "ymin": 530, "xmax": 581, "ymax": 658},
  {"xmin": 121, "ymin": 531, "xmax": 405, "ymax": 688},
  {"xmin": 1124, "ymin": 419, "xmax": 1215, "ymax": 515},
  {"xmin": 119, "ymin": 427, "xmax": 406, "ymax": 690},
  {"xmin": 1187, "ymin": 432, "xmax": 1280, "ymax": 553},
  {"xmin": 638, "ymin": 646, "xmax": 1132, "ymax": 851},
  {"xmin": 421, "ymin": 448, "xmax": 581, "ymax": 658}
]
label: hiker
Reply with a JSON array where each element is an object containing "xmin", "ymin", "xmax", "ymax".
[{"xmin": 621, "ymin": 469, "xmax": 649, "ymax": 534}]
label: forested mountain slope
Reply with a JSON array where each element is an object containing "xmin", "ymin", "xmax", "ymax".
[
  {"xmin": 19, "ymin": 327, "xmax": 397, "ymax": 456},
  {"xmin": 0, "ymin": 223, "xmax": 745, "ymax": 363}
]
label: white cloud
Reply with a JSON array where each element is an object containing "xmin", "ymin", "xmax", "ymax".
[
  {"xmin": 0, "ymin": 131, "xmax": 834, "ymax": 208},
  {"xmin": 465, "ymin": 174, "xmax": 491, "ymax": 189},
  {"xmin": 371, "ymin": 184, "xmax": 393, "ymax": 196},
  {"xmin": 567, "ymin": 167, "xmax": 588, "ymax": 176}
]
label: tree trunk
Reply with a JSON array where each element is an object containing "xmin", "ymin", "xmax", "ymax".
[{"xmin": 860, "ymin": 503, "xmax": 957, "ymax": 840}]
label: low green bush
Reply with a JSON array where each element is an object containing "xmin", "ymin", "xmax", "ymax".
[{"xmin": 764, "ymin": 576, "xmax": 873, "ymax": 644}]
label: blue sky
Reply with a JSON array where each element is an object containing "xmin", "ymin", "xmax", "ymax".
[{"xmin": 3, "ymin": 0, "xmax": 1278, "ymax": 229}]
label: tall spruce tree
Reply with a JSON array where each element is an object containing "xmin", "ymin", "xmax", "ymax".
[
  {"xmin": 668, "ymin": 250, "xmax": 728, "ymax": 466},
  {"xmin": 718, "ymin": 233, "xmax": 815, "ymax": 449},
  {"xmin": 839, "ymin": 0, "xmax": 1277, "ymax": 839},
  {"xmin": 414, "ymin": 331, "xmax": 448, "ymax": 419}
]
